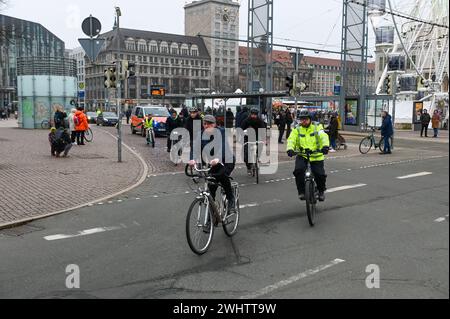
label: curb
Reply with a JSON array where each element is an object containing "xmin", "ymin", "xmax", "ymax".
[
  {"xmin": 0, "ymin": 129, "xmax": 150, "ymax": 230},
  {"xmin": 341, "ymin": 131, "xmax": 449, "ymax": 144}
]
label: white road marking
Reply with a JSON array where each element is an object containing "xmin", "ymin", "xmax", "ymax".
[
  {"xmin": 326, "ymin": 184, "xmax": 367, "ymax": 193},
  {"xmin": 44, "ymin": 226, "xmax": 124, "ymax": 241},
  {"xmin": 434, "ymin": 217, "xmax": 446, "ymax": 223},
  {"xmin": 397, "ymin": 172, "xmax": 433, "ymax": 179},
  {"xmin": 239, "ymin": 199, "xmax": 282, "ymax": 210},
  {"xmin": 240, "ymin": 258, "xmax": 346, "ymax": 299}
]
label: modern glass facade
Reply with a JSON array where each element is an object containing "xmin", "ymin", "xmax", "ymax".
[{"xmin": 0, "ymin": 14, "xmax": 65, "ymax": 108}]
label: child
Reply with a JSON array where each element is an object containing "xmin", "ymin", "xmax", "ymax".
[{"xmin": 48, "ymin": 127, "xmax": 57, "ymax": 157}]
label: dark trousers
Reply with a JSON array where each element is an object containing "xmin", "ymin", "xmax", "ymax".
[
  {"xmin": 286, "ymin": 126, "xmax": 292, "ymax": 140},
  {"xmin": 278, "ymin": 125, "xmax": 285, "ymax": 143},
  {"xmin": 126, "ymin": 117, "xmax": 130, "ymax": 124},
  {"xmin": 383, "ymin": 135, "xmax": 392, "ymax": 153},
  {"xmin": 293, "ymin": 157, "xmax": 327, "ymax": 194},
  {"xmin": 76, "ymin": 131, "xmax": 85, "ymax": 145},
  {"xmin": 208, "ymin": 163, "xmax": 235, "ymax": 202},
  {"xmin": 421, "ymin": 124, "xmax": 429, "ymax": 137},
  {"xmin": 71, "ymin": 131, "xmax": 77, "ymax": 143},
  {"xmin": 433, "ymin": 128, "xmax": 438, "ymax": 137}
]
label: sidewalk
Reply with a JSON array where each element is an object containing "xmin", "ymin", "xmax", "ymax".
[
  {"xmin": 341, "ymin": 129, "xmax": 449, "ymax": 144},
  {"xmin": 0, "ymin": 121, "xmax": 148, "ymax": 229}
]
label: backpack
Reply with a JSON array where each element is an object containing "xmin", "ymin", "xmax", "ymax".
[{"xmin": 73, "ymin": 114, "xmax": 81, "ymax": 126}]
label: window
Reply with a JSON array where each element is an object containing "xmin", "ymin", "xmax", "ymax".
[{"xmin": 215, "ymin": 22, "xmax": 221, "ymax": 30}]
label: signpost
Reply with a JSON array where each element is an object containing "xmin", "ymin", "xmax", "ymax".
[{"xmin": 78, "ymin": 15, "xmax": 105, "ymax": 63}]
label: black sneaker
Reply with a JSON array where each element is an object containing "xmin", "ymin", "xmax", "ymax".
[
  {"xmin": 299, "ymin": 193, "xmax": 306, "ymax": 201},
  {"xmin": 318, "ymin": 192, "xmax": 325, "ymax": 202}
]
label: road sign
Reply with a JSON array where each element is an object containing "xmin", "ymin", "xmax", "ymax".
[
  {"xmin": 78, "ymin": 91, "xmax": 85, "ymax": 98},
  {"xmin": 78, "ymin": 38, "xmax": 105, "ymax": 62},
  {"xmin": 334, "ymin": 85, "xmax": 341, "ymax": 95},
  {"xmin": 79, "ymin": 82, "xmax": 85, "ymax": 90},
  {"xmin": 82, "ymin": 16, "xmax": 102, "ymax": 38}
]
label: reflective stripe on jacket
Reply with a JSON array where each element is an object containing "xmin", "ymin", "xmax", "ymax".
[{"xmin": 287, "ymin": 122, "xmax": 330, "ymax": 162}]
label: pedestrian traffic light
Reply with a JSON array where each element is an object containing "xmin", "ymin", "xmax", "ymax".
[
  {"xmin": 286, "ymin": 75, "xmax": 294, "ymax": 95},
  {"xmin": 104, "ymin": 67, "xmax": 117, "ymax": 88}
]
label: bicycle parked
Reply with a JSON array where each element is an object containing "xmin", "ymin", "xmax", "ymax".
[
  {"xmin": 359, "ymin": 126, "xmax": 393, "ymax": 154},
  {"xmin": 185, "ymin": 164, "xmax": 240, "ymax": 255},
  {"xmin": 41, "ymin": 119, "xmax": 53, "ymax": 130},
  {"xmin": 294, "ymin": 148, "xmax": 324, "ymax": 227}
]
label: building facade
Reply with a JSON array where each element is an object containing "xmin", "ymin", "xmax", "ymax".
[
  {"xmin": 0, "ymin": 14, "xmax": 65, "ymax": 108},
  {"xmin": 239, "ymin": 47, "xmax": 376, "ymax": 96},
  {"xmin": 85, "ymin": 28, "xmax": 211, "ymax": 109},
  {"xmin": 68, "ymin": 47, "xmax": 86, "ymax": 88},
  {"xmin": 185, "ymin": 0, "xmax": 240, "ymax": 92}
]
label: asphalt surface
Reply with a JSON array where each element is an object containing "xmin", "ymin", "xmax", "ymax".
[{"xmin": 0, "ymin": 137, "xmax": 448, "ymax": 299}]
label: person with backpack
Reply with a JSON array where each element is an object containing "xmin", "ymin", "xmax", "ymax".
[{"xmin": 74, "ymin": 107, "xmax": 89, "ymax": 146}]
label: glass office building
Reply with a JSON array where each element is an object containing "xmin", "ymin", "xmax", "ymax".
[{"xmin": 0, "ymin": 14, "xmax": 65, "ymax": 109}]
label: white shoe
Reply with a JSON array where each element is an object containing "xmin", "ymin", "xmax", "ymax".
[{"xmin": 329, "ymin": 149, "xmax": 337, "ymax": 153}]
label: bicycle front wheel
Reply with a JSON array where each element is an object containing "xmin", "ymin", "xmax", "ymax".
[
  {"xmin": 223, "ymin": 188, "xmax": 240, "ymax": 237},
  {"xmin": 186, "ymin": 198, "xmax": 214, "ymax": 255},
  {"xmin": 84, "ymin": 128, "xmax": 93, "ymax": 142},
  {"xmin": 359, "ymin": 136, "xmax": 373, "ymax": 154},
  {"xmin": 305, "ymin": 180, "xmax": 317, "ymax": 227}
]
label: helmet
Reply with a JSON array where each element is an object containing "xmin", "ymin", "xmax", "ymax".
[
  {"xmin": 298, "ymin": 109, "xmax": 311, "ymax": 119},
  {"xmin": 250, "ymin": 108, "xmax": 259, "ymax": 115}
]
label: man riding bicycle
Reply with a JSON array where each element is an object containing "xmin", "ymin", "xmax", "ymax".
[
  {"xmin": 241, "ymin": 108, "xmax": 267, "ymax": 176},
  {"xmin": 189, "ymin": 115, "xmax": 236, "ymax": 219},
  {"xmin": 287, "ymin": 109, "xmax": 330, "ymax": 202}
]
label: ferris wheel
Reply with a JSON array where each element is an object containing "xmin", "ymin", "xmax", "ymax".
[{"xmin": 369, "ymin": 0, "xmax": 449, "ymax": 98}]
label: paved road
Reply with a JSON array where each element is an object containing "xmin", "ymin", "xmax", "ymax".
[{"xmin": 0, "ymin": 138, "xmax": 448, "ymax": 299}]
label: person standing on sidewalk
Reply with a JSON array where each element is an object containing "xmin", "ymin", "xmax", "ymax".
[
  {"xmin": 432, "ymin": 110, "xmax": 441, "ymax": 138},
  {"xmin": 380, "ymin": 111, "xmax": 393, "ymax": 155},
  {"xmin": 74, "ymin": 107, "xmax": 88, "ymax": 146},
  {"xmin": 126, "ymin": 108, "xmax": 132, "ymax": 125},
  {"xmin": 68, "ymin": 108, "xmax": 77, "ymax": 144},
  {"xmin": 420, "ymin": 109, "xmax": 431, "ymax": 137},
  {"xmin": 327, "ymin": 113, "xmax": 339, "ymax": 153},
  {"xmin": 286, "ymin": 108, "xmax": 294, "ymax": 140}
]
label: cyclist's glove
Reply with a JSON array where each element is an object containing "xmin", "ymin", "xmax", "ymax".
[
  {"xmin": 287, "ymin": 150, "xmax": 295, "ymax": 158},
  {"xmin": 321, "ymin": 147, "xmax": 330, "ymax": 155}
]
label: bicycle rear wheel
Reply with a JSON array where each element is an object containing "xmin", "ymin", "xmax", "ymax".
[
  {"xmin": 186, "ymin": 198, "xmax": 214, "ymax": 255},
  {"xmin": 84, "ymin": 128, "xmax": 93, "ymax": 142},
  {"xmin": 378, "ymin": 136, "xmax": 393, "ymax": 152},
  {"xmin": 305, "ymin": 180, "xmax": 317, "ymax": 227},
  {"xmin": 41, "ymin": 120, "xmax": 50, "ymax": 130},
  {"xmin": 223, "ymin": 184, "xmax": 240, "ymax": 237},
  {"xmin": 359, "ymin": 136, "xmax": 373, "ymax": 154}
]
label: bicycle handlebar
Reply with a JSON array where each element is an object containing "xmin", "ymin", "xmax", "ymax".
[{"xmin": 293, "ymin": 149, "xmax": 324, "ymax": 156}]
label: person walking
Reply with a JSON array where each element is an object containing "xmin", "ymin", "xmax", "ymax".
[
  {"xmin": 420, "ymin": 109, "xmax": 431, "ymax": 137},
  {"xmin": 432, "ymin": 110, "xmax": 441, "ymax": 138},
  {"xmin": 380, "ymin": 110, "xmax": 393, "ymax": 155},
  {"xmin": 327, "ymin": 113, "xmax": 339, "ymax": 152},
  {"xmin": 126, "ymin": 108, "xmax": 132, "ymax": 125},
  {"xmin": 277, "ymin": 109, "xmax": 287, "ymax": 144},
  {"xmin": 285, "ymin": 108, "xmax": 294, "ymax": 140}
]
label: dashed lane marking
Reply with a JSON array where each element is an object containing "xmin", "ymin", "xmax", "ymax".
[
  {"xmin": 397, "ymin": 172, "xmax": 433, "ymax": 179},
  {"xmin": 326, "ymin": 184, "xmax": 367, "ymax": 193},
  {"xmin": 44, "ymin": 226, "xmax": 126, "ymax": 241}
]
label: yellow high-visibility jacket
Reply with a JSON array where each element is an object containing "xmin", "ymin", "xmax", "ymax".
[{"xmin": 287, "ymin": 122, "xmax": 330, "ymax": 162}]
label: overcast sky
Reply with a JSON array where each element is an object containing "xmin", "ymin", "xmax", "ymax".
[{"xmin": 2, "ymin": 0, "xmax": 413, "ymax": 58}]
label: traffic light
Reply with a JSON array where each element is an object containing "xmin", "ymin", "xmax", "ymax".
[
  {"xmin": 122, "ymin": 60, "xmax": 136, "ymax": 79},
  {"xmin": 385, "ymin": 74, "xmax": 393, "ymax": 95},
  {"xmin": 104, "ymin": 67, "xmax": 117, "ymax": 88},
  {"xmin": 286, "ymin": 75, "xmax": 294, "ymax": 95},
  {"xmin": 417, "ymin": 76, "xmax": 428, "ymax": 91}
]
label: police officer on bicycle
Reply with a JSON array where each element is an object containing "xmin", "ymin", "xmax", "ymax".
[{"xmin": 286, "ymin": 109, "xmax": 330, "ymax": 202}]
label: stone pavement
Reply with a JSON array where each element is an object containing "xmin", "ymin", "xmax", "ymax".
[
  {"xmin": 0, "ymin": 120, "xmax": 147, "ymax": 228},
  {"xmin": 341, "ymin": 128, "xmax": 449, "ymax": 143}
]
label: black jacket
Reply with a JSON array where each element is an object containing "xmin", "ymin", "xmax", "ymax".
[
  {"xmin": 185, "ymin": 115, "xmax": 203, "ymax": 144},
  {"xmin": 241, "ymin": 116, "xmax": 266, "ymax": 140},
  {"xmin": 420, "ymin": 113, "xmax": 431, "ymax": 125},
  {"xmin": 327, "ymin": 117, "xmax": 339, "ymax": 139},
  {"xmin": 166, "ymin": 116, "xmax": 182, "ymax": 134}
]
